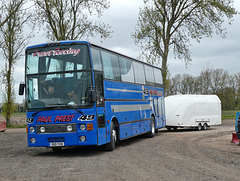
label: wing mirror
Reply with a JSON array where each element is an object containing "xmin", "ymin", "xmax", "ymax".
[{"xmin": 19, "ymin": 82, "xmax": 25, "ymax": 95}]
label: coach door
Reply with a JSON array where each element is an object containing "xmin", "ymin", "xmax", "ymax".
[
  {"xmin": 154, "ymin": 98, "xmax": 165, "ymax": 129},
  {"xmin": 158, "ymin": 98, "xmax": 165, "ymax": 128},
  {"xmin": 94, "ymin": 73, "xmax": 107, "ymax": 145}
]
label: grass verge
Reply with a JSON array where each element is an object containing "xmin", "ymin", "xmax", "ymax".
[
  {"xmin": 222, "ymin": 110, "xmax": 238, "ymax": 120},
  {"xmin": 6, "ymin": 124, "xmax": 26, "ymax": 128}
]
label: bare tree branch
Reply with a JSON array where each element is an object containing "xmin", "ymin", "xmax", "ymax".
[
  {"xmin": 0, "ymin": 0, "xmax": 33, "ymax": 124},
  {"xmin": 133, "ymin": 0, "xmax": 237, "ymax": 87},
  {"xmin": 34, "ymin": 0, "xmax": 112, "ymax": 41}
]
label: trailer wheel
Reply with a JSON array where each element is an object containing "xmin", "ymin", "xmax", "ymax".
[
  {"xmin": 196, "ymin": 123, "xmax": 202, "ymax": 131},
  {"xmin": 202, "ymin": 123, "xmax": 207, "ymax": 130},
  {"xmin": 167, "ymin": 127, "xmax": 171, "ymax": 131},
  {"xmin": 146, "ymin": 117, "xmax": 156, "ymax": 138}
]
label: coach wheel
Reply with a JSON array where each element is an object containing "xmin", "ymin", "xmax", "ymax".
[
  {"xmin": 197, "ymin": 123, "xmax": 202, "ymax": 131},
  {"xmin": 202, "ymin": 123, "xmax": 207, "ymax": 130},
  {"xmin": 105, "ymin": 122, "xmax": 117, "ymax": 151},
  {"xmin": 146, "ymin": 117, "xmax": 156, "ymax": 138}
]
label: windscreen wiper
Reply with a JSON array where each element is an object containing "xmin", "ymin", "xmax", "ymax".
[
  {"xmin": 31, "ymin": 105, "xmax": 83, "ymax": 117},
  {"xmin": 60, "ymin": 105, "xmax": 83, "ymax": 114},
  {"xmin": 72, "ymin": 107, "xmax": 83, "ymax": 114},
  {"xmin": 50, "ymin": 103, "xmax": 84, "ymax": 114},
  {"xmin": 31, "ymin": 107, "xmax": 58, "ymax": 117}
]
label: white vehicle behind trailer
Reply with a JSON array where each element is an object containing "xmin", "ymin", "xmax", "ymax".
[{"xmin": 165, "ymin": 95, "xmax": 221, "ymax": 131}]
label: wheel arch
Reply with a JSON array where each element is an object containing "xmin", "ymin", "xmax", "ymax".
[
  {"xmin": 151, "ymin": 113, "xmax": 156, "ymax": 127},
  {"xmin": 111, "ymin": 116, "xmax": 119, "ymax": 142}
]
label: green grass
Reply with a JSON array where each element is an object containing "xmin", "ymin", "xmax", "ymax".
[
  {"xmin": 222, "ymin": 110, "xmax": 238, "ymax": 120},
  {"xmin": 1, "ymin": 112, "xmax": 27, "ymax": 128},
  {"xmin": 6, "ymin": 124, "xmax": 26, "ymax": 128},
  {"xmin": 12, "ymin": 112, "xmax": 26, "ymax": 116},
  {"xmin": 0, "ymin": 112, "xmax": 26, "ymax": 117}
]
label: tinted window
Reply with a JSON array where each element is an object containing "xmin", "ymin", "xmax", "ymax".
[
  {"xmin": 154, "ymin": 68, "xmax": 163, "ymax": 86},
  {"xmin": 144, "ymin": 65, "xmax": 155, "ymax": 86},
  {"xmin": 158, "ymin": 98, "xmax": 165, "ymax": 116},
  {"xmin": 158, "ymin": 98, "xmax": 163, "ymax": 116},
  {"xmin": 101, "ymin": 51, "xmax": 120, "ymax": 81},
  {"xmin": 154, "ymin": 98, "xmax": 159, "ymax": 116},
  {"xmin": 119, "ymin": 57, "xmax": 134, "ymax": 83},
  {"xmin": 91, "ymin": 48, "xmax": 102, "ymax": 71},
  {"xmin": 133, "ymin": 62, "xmax": 146, "ymax": 84},
  {"xmin": 26, "ymin": 45, "xmax": 90, "ymax": 74},
  {"xmin": 94, "ymin": 73, "xmax": 104, "ymax": 106},
  {"xmin": 26, "ymin": 72, "xmax": 93, "ymax": 110}
]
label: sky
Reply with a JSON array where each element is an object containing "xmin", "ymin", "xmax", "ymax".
[{"xmin": 1, "ymin": 0, "xmax": 240, "ymax": 103}]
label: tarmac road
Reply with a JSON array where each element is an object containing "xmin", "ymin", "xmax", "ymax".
[{"xmin": 0, "ymin": 119, "xmax": 239, "ymax": 181}]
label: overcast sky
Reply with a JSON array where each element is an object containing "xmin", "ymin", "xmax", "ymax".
[
  {"xmin": 90, "ymin": 0, "xmax": 240, "ymax": 76},
  {"xmin": 1, "ymin": 0, "xmax": 240, "ymax": 103}
]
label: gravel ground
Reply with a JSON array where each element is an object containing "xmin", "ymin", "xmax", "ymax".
[{"xmin": 0, "ymin": 119, "xmax": 239, "ymax": 181}]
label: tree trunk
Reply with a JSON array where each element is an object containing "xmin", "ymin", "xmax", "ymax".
[
  {"xmin": 6, "ymin": 67, "xmax": 12, "ymax": 125},
  {"xmin": 162, "ymin": 40, "xmax": 170, "ymax": 90}
]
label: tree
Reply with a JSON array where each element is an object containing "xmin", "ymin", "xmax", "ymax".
[
  {"xmin": 167, "ymin": 73, "xmax": 181, "ymax": 95},
  {"xmin": 210, "ymin": 69, "xmax": 224, "ymax": 94},
  {"xmin": 235, "ymin": 73, "xmax": 240, "ymax": 108},
  {"xmin": 0, "ymin": 0, "xmax": 32, "ymax": 124},
  {"xmin": 0, "ymin": 0, "xmax": 24, "ymax": 28},
  {"xmin": 133, "ymin": 0, "xmax": 236, "ymax": 86},
  {"xmin": 182, "ymin": 74, "xmax": 196, "ymax": 94},
  {"xmin": 167, "ymin": 68, "xmax": 240, "ymax": 110},
  {"xmin": 34, "ymin": 0, "xmax": 112, "ymax": 41},
  {"xmin": 198, "ymin": 68, "xmax": 213, "ymax": 94}
]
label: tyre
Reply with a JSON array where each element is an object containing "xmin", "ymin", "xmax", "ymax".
[
  {"xmin": 196, "ymin": 123, "xmax": 202, "ymax": 131},
  {"xmin": 105, "ymin": 122, "xmax": 117, "ymax": 151},
  {"xmin": 202, "ymin": 123, "xmax": 207, "ymax": 130},
  {"xmin": 146, "ymin": 117, "xmax": 156, "ymax": 138}
]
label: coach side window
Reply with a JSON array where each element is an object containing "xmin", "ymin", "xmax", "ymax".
[
  {"xmin": 158, "ymin": 98, "xmax": 165, "ymax": 117},
  {"xmin": 158, "ymin": 98, "xmax": 163, "ymax": 116},
  {"xmin": 119, "ymin": 57, "xmax": 134, "ymax": 83},
  {"xmin": 91, "ymin": 48, "xmax": 102, "ymax": 71},
  {"xmin": 101, "ymin": 51, "xmax": 121, "ymax": 81},
  {"xmin": 153, "ymin": 68, "xmax": 163, "ymax": 87},
  {"xmin": 154, "ymin": 98, "xmax": 159, "ymax": 117},
  {"xmin": 133, "ymin": 61, "xmax": 146, "ymax": 85},
  {"xmin": 144, "ymin": 65, "xmax": 155, "ymax": 86}
]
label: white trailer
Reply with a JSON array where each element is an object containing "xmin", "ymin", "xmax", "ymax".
[{"xmin": 165, "ymin": 95, "xmax": 221, "ymax": 131}]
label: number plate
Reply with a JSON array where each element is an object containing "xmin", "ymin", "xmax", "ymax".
[{"xmin": 50, "ymin": 142, "xmax": 64, "ymax": 147}]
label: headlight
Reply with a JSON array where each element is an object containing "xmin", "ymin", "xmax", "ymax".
[
  {"xmin": 29, "ymin": 127, "xmax": 35, "ymax": 133},
  {"xmin": 40, "ymin": 127, "xmax": 45, "ymax": 133},
  {"xmin": 67, "ymin": 125, "xmax": 73, "ymax": 132},
  {"xmin": 79, "ymin": 136, "xmax": 86, "ymax": 142},
  {"xmin": 30, "ymin": 138, "xmax": 36, "ymax": 143},
  {"xmin": 80, "ymin": 124, "xmax": 86, "ymax": 131}
]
